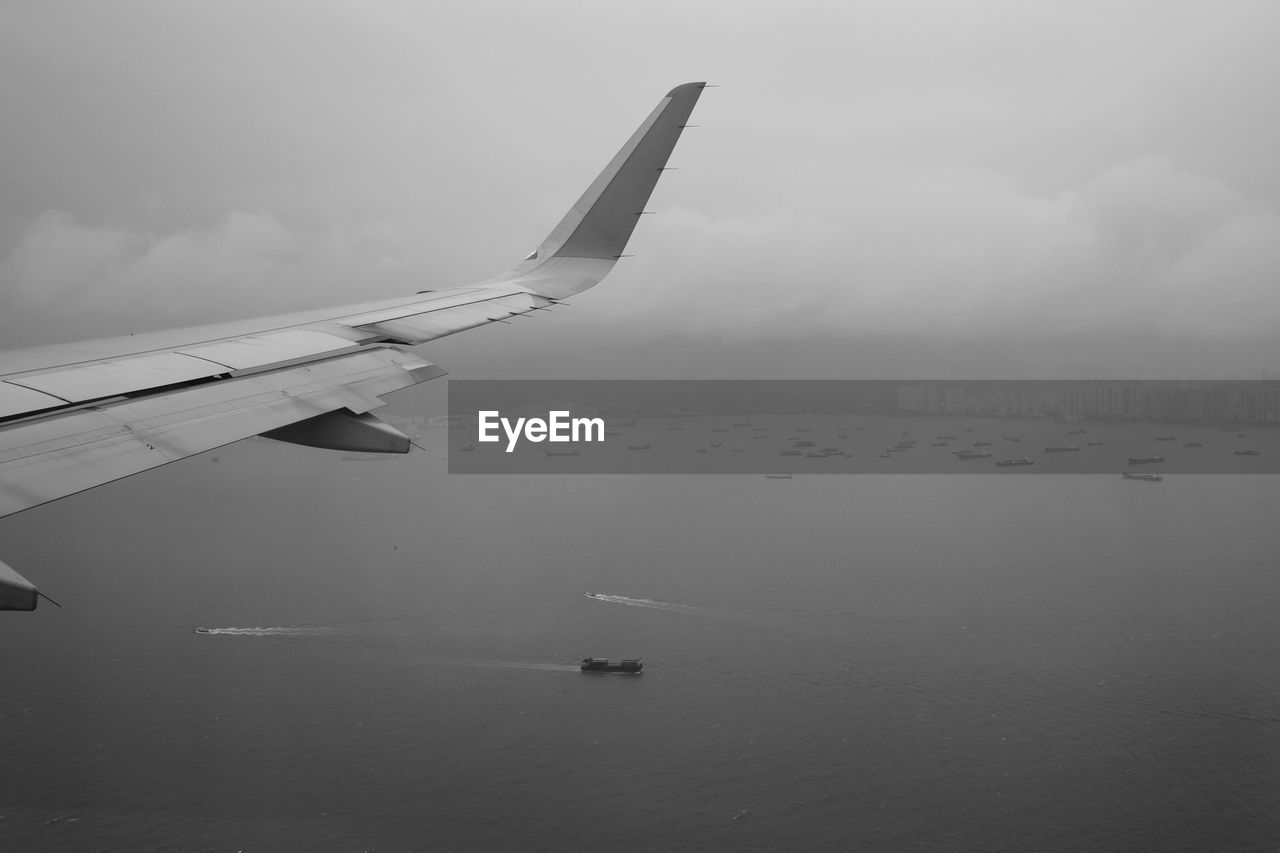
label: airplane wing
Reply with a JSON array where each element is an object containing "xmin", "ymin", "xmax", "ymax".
[{"xmin": 0, "ymin": 82, "xmax": 707, "ymax": 609}]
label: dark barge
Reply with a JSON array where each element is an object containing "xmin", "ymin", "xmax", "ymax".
[{"xmin": 580, "ymin": 657, "xmax": 643, "ymax": 674}]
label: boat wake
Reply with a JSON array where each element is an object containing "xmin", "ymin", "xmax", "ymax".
[
  {"xmin": 461, "ymin": 661, "xmax": 582, "ymax": 673},
  {"xmin": 584, "ymin": 593, "xmax": 737, "ymax": 621},
  {"xmin": 193, "ymin": 626, "xmax": 339, "ymax": 637}
]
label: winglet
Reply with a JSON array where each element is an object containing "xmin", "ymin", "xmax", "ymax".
[{"xmin": 493, "ymin": 82, "xmax": 706, "ymax": 298}]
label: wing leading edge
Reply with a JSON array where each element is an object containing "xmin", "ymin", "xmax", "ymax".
[{"xmin": 0, "ymin": 82, "xmax": 707, "ymax": 609}]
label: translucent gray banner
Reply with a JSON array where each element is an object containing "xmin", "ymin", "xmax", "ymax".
[{"xmin": 446, "ymin": 380, "xmax": 1280, "ymax": 475}]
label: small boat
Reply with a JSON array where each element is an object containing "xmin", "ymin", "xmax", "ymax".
[
  {"xmin": 193, "ymin": 627, "xmax": 214, "ymax": 634},
  {"xmin": 1122, "ymin": 472, "xmax": 1164, "ymax": 482},
  {"xmin": 995, "ymin": 457, "xmax": 1034, "ymax": 467},
  {"xmin": 1044, "ymin": 445, "xmax": 1081, "ymax": 453},
  {"xmin": 1234, "ymin": 449, "xmax": 1261, "ymax": 456},
  {"xmin": 581, "ymin": 657, "xmax": 643, "ymax": 674},
  {"xmin": 955, "ymin": 450, "xmax": 992, "ymax": 460}
]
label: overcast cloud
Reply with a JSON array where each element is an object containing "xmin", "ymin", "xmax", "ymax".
[{"xmin": 2, "ymin": 0, "xmax": 1278, "ymax": 376}]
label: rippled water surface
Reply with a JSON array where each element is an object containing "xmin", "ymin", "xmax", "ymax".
[{"xmin": 3, "ymin": 427, "xmax": 1280, "ymax": 851}]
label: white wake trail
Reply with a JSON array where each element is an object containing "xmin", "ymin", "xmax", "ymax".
[
  {"xmin": 584, "ymin": 593, "xmax": 738, "ymax": 620},
  {"xmin": 193, "ymin": 626, "xmax": 338, "ymax": 637}
]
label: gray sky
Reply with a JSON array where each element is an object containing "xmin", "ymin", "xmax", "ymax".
[{"xmin": 3, "ymin": 0, "xmax": 1279, "ymax": 377}]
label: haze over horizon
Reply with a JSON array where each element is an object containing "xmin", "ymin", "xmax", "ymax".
[{"xmin": 4, "ymin": 1, "xmax": 1279, "ymax": 376}]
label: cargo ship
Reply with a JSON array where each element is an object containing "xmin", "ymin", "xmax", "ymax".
[
  {"xmin": 1122, "ymin": 472, "xmax": 1164, "ymax": 482},
  {"xmin": 1128, "ymin": 455, "xmax": 1164, "ymax": 464},
  {"xmin": 995, "ymin": 457, "xmax": 1034, "ymax": 467},
  {"xmin": 581, "ymin": 657, "xmax": 643, "ymax": 674},
  {"xmin": 1044, "ymin": 445, "xmax": 1081, "ymax": 453}
]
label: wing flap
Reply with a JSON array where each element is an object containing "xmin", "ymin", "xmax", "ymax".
[
  {"xmin": 0, "ymin": 288, "xmax": 557, "ymax": 422},
  {"xmin": 7, "ymin": 352, "xmax": 227, "ymax": 403},
  {"xmin": 0, "ymin": 383, "xmax": 67, "ymax": 418},
  {"xmin": 178, "ymin": 329, "xmax": 360, "ymax": 371}
]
